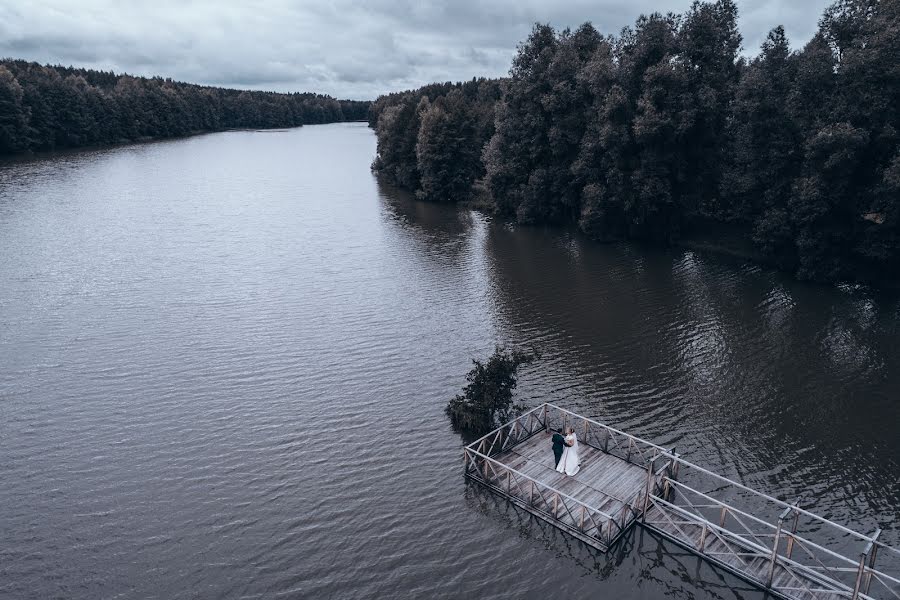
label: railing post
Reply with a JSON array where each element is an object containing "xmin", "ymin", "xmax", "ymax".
[
  {"xmin": 719, "ymin": 506, "xmax": 728, "ymax": 528},
  {"xmin": 553, "ymin": 493, "xmax": 559, "ymax": 518},
  {"xmin": 785, "ymin": 499, "xmax": 800, "ymax": 559},
  {"xmin": 542, "ymin": 403, "xmax": 548, "ymax": 429},
  {"xmin": 766, "ymin": 514, "xmax": 785, "ymax": 588},
  {"xmin": 641, "ymin": 452, "xmax": 655, "ymax": 522},
  {"xmin": 603, "ymin": 428, "xmax": 609, "ymax": 452},
  {"xmin": 767, "ymin": 505, "xmax": 794, "ymax": 588},
  {"xmin": 698, "ymin": 522, "xmax": 708, "ymax": 552},
  {"xmin": 529, "ymin": 481, "xmax": 534, "ymax": 506},
  {"xmin": 862, "ymin": 529, "xmax": 881, "ymax": 597},
  {"xmin": 852, "ymin": 551, "xmax": 868, "ymax": 600}
]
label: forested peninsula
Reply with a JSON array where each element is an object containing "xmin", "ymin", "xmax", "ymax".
[
  {"xmin": 369, "ymin": 0, "xmax": 899, "ymax": 284},
  {"xmin": 0, "ymin": 60, "xmax": 370, "ymax": 155}
]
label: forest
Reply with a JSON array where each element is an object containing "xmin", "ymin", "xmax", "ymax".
[
  {"xmin": 369, "ymin": 0, "xmax": 899, "ymax": 283},
  {"xmin": 0, "ymin": 59, "xmax": 370, "ymax": 154}
]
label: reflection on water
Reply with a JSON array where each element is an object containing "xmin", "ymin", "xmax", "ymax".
[
  {"xmin": 1, "ymin": 123, "xmax": 897, "ymax": 600},
  {"xmin": 478, "ymin": 215, "xmax": 900, "ymax": 525}
]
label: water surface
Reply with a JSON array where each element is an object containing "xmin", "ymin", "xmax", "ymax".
[{"xmin": 1, "ymin": 123, "xmax": 898, "ymax": 599}]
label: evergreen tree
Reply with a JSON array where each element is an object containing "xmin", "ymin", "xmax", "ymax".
[
  {"xmin": 416, "ymin": 90, "xmax": 479, "ymax": 203},
  {"xmin": 484, "ymin": 24, "xmax": 559, "ymax": 221},
  {"xmin": 574, "ymin": 40, "xmax": 630, "ymax": 240},
  {"xmin": 365, "ymin": 0, "xmax": 900, "ymax": 284},
  {"xmin": 0, "ymin": 59, "xmax": 369, "ymax": 155},
  {"xmin": 0, "ymin": 66, "xmax": 29, "ymax": 153},
  {"xmin": 626, "ymin": 13, "xmax": 685, "ymax": 241},
  {"xmin": 720, "ymin": 27, "xmax": 801, "ymax": 225}
]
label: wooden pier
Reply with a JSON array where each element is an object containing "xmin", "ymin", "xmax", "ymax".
[{"xmin": 464, "ymin": 403, "xmax": 900, "ymax": 600}]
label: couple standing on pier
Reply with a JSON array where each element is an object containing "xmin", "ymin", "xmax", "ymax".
[{"xmin": 551, "ymin": 427, "xmax": 580, "ymax": 476}]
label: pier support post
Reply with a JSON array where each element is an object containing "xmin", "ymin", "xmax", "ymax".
[
  {"xmin": 698, "ymin": 523, "xmax": 708, "ymax": 553},
  {"xmin": 852, "ymin": 551, "xmax": 868, "ymax": 600},
  {"xmin": 785, "ymin": 499, "xmax": 801, "ymax": 559},
  {"xmin": 861, "ymin": 529, "xmax": 881, "ymax": 598},
  {"xmin": 767, "ymin": 507, "xmax": 791, "ymax": 588},
  {"xmin": 641, "ymin": 452, "xmax": 655, "ymax": 522}
]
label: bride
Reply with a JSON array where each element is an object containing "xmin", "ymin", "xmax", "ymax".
[{"xmin": 555, "ymin": 427, "xmax": 580, "ymax": 476}]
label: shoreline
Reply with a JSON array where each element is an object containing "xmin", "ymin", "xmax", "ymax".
[
  {"xmin": 456, "ymin": 199, "xmax": 898, "ymax": 290},
  {"xmin": 0, "ymin": 123, "xmax": 366, "ymax": 164}
]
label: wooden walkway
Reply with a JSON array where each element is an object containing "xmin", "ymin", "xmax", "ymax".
[{"xmin": 464, "ymin": 403, "xmax": 900, "ymax": 600}]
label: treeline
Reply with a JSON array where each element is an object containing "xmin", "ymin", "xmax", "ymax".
[
  {"xmin": 369, "ymin": 78, "xmax": 502, "ymax": 200},
  {"xmin": 0, "ymin": 59, "xmax": 370, "ymax": 154},
  {"xmin": 370, "ymin": 0, "xmax": 899, "ymax": 283}
]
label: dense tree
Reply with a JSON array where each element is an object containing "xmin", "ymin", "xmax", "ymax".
[
  {"xmin": 445, "ymin": 346, "xmax": 538, "ymax": 434},
  {"xmin": 416, "ymin": 90, "xmax": 480, "ymax": 202},
  {"xmin": 572, "ymin": 40, "xmax": 629, "ymax": 240},
  {"xmin": 0, "ymin": 66, "xmax": 29, "ymax": 153},
  {"xmin": 626, "ymin": 13, "xmax": 686, "ymax": 242},
  {"xmin": 677, "ymin": 0, "xmax": 742, "ymax": 218},
  {"xmin": 370, "ymin": 78, "xmax": 499, "ymax": 197},
  {"xmin": 721, "ymin": 28, "xmax": 799, "ymax": 221},
  {"xmin": 0, "ymin": 59, "xmax": 370, "ymax": 155},
  {"xmin": 483, "ymin": 24, "xmax": 560, "ymax": 221},
  {"xmin": 371, "ymin": 0, "xmax": 899, "ymax": 285}
]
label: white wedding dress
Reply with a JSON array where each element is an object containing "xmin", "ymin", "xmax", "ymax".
[{"xmin": 555, "ymin": 433, "xmax": 580, "ymax": 476}]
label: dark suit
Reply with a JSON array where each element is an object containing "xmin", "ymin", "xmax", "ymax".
[{"xmin": 552, "ymin": 433, "xmax": 567, "ymax": 467}]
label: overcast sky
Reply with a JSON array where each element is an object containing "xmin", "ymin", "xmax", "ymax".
[{"xmin": 1, "ymin": 0, "xmax": 832, "ymax": 100}]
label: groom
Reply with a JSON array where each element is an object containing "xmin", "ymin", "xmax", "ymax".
[{"xmin": 551, "ymin": 428, "xmax": 569, "ymax": 468}]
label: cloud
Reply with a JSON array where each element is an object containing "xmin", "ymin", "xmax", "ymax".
[{"xmin": 0, "ymin": 0, "xmax": 833, "ymax": 100}]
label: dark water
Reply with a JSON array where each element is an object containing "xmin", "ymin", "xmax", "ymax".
[{"xmin": 1, "ymin": 123, "xmax": 898, "ymax": 600}]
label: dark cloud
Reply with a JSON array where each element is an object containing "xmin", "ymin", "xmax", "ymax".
[{"xmin": 0, "ymin": 0, "xmax": 833, "ymax": 99}]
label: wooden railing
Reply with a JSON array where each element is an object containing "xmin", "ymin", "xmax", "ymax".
[
  {"xmin": 464, "ymin": 403, "xmax": 677, "ymax": 549},
  {"xmin": 466, "ymin": 404, "xmax": 547, "ymax": 459},
  {"xmin": 541, "ymin": 403, "xmax": 668, "ymax": 469},
  {"xmin": 464, "ymin": 402, "xmax": 899, "ymax": 599},
  {"xmin": 645, "ymin": 477, "xmax": 900, "ymax": 599},
  {"xmin": 464, "ymin": 445, "xmax": 630, "ymax": 547}
]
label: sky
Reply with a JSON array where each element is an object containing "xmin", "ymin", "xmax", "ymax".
[{"xmin": 0, "ymin": 0, "xmax": 833, "ymax": 100}]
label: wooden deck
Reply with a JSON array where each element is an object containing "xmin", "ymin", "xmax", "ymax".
[
  {"xmin": 464, "ymin": 403, "xmax": 900, "ymax": 600},
  {"xmin": 493, "ymin": 433, "xmax": 648, "ymax": 530}
]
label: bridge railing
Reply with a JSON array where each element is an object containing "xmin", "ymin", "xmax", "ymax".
[
  {"xmin": 464, "ymin": 403, "xmax": 673, "ymax": 548},
  {"xmin": 544, "ymin": 400, "xmax": 900, "ymax": 598},
  {"xmin": 465, "ymin": 403, "xmax": 547, "ymax": 459},
  {"xmin": 542, "ymin": 403, "xmax": 669, "ymax": 469},
  {"xmin": 463, "ymin": 445, "xmax": 630, "ymax": 547},
  {"xmin": 464, "ymin": 402, "xmax": 900, "ymax": 599},
  {"xmin": 650, "ymin": 450, "xmax": 900, "ymax": 598},
  {"xmin": 646, "ymin": 477, "xmax": 900, "ymax": 599}
]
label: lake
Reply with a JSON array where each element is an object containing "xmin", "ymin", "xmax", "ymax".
[{"xmin": 1, "ymin": 122, "xmax": 898, "ymax": 599}]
